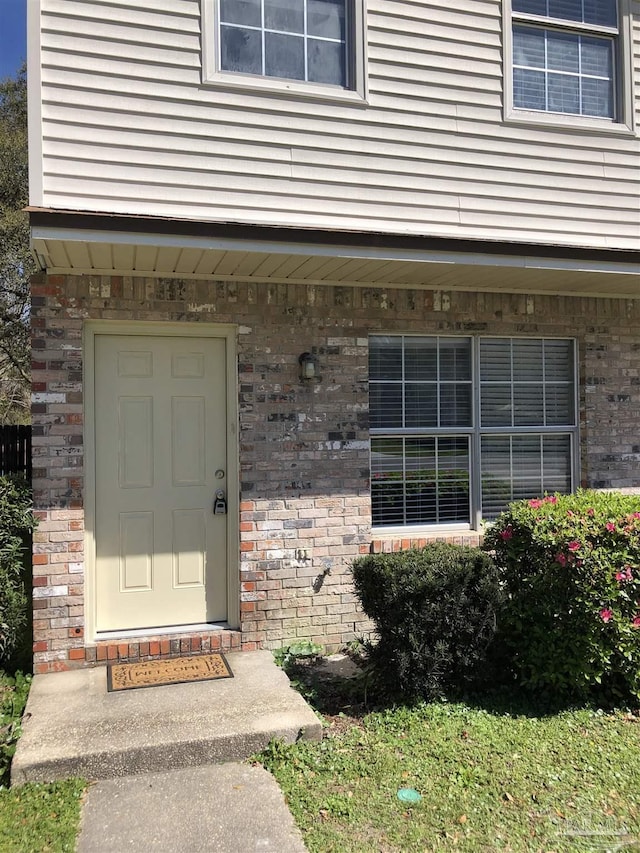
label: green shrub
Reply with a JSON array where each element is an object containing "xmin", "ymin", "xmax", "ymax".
[
  {"xmin": 484, "ymin": 490, "xmax": 640, "ymax": 703},
  {"xmin": 0, "ymin": 477, "xmax": 34, "ymax": 670},
  {"xmin": 0, "ymin": 671, "xmax": 31, "ymax": 786},
  {"xmin": 351, "ymin": 542, "xmax": 503, "ymax": 701}
]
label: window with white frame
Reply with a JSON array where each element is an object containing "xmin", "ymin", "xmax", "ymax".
[
  {"xmin": 510, "ymin": 0, "xmax": 620, "ymax": 119},
  {"xmin": 220, "ymin": 0, "xmax": 346, "ymax": 85},
  {"xmin": 369, "ymin": 336, "xmax": 577, "ymax": 529},
  {"xmin": 203, "ymin": 0, "xmax": 365, "ymax": 94}
]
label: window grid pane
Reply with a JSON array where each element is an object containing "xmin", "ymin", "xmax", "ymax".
[
  {"xmin": 371, "ymin": 436, "xmax": 471, "ymax": 526},
  {"xmin": 369, "ymin": 336, "xmax": 473, "ymax": 431},
  {"xmin": 480, "ymin": 433, "xmax": 573, "ymax": 520},
  {"xmin": 220, "ymin": 0, "xmax": 347, "ymax": 86},
  {"xmin": 513, "ymin": 0, "xmax": 617, "ymax": 27},
  {"xmin": 479, "ymin": 338, "xmax": 575, "ymax": 428},
  {"xmin": 513, "ymin": 25, "xmax": 614, "ymax": 117}
]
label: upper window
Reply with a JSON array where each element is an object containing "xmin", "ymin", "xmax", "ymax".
[
  {"xmin": 506, "ymin": 0, "xmax": 634, "ymax": 129},
  {"xmin": 202, "ymin": 0, "xmax": 367, "ymax": 100},
  {"xmin": 513, "ymin": 0, "xmax": 617, "ymax": 118},
  {"xmin": 369, "ymin": 336, "xmax": 577, "ymax": 530},
  {"xmin": 220, "ymin": 0, "xmax": 347, "ymax": 86}
]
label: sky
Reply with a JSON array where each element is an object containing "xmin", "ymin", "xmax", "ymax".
[{"xmin": 0, "ymin": 0, "xmax": 27, "ymax": 79}]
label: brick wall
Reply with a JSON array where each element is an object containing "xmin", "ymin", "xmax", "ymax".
[{"xmin": 31, "ymin": 274, "xmax": 640, "ymax": 671}]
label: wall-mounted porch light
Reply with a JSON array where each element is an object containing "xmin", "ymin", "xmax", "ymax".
[{"xmin": 298, "ymin": 352, "xmax": 320, "ymax": 383}]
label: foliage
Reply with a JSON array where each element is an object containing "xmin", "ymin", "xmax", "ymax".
[
  {"xmin": 258, "ymin": 701, "xmax": 640, "ymax": 853},
  {"xmin": 351, "ymin": 543, "xmax": 503, "ymax": 701},
  {"xmin": 485, "ymin": 490, "xmax": 640, "ymax": 703},
  {"xmin": 0, "ymin": 779, "xmax": 86, "ymax": 852},
  {"xmin": 259, "ymin": 736, "xmax": 296, "ymax": 771},
  {"xmin": 0, "ymin": 64, "xmax": 33, "ymax": 423},
  {"xmin": 0, "ymin": 476, "xmax": 35, "ymax": 669},
  {"xmin": 273, "ymin": 641, "xmax": 324, "ymax": 669},
  {"xmin": 0, "ymin": 671, "xmax": 30, "ymax": 787}
]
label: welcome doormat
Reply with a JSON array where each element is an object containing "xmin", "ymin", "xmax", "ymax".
[{"xmin": 107, "ymin": 653, "xmax": 234, "ymax": 692}]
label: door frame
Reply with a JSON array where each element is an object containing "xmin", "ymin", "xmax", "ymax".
[{"xmin": 84, "ymin": 320, "xmax": 240, "ymax": 642}]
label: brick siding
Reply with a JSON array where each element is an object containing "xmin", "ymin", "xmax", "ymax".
[{"xmin": 31, "ymin": 274, "xmax": 640, "ymax": 670}]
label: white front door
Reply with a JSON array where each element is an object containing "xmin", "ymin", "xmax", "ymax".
[{"xmin": 94, "ymin": 333, "xmax": 228, "ymax": 632}]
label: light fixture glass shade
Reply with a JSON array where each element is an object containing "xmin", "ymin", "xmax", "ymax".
[{"xmin": 299, "ymin": 352, "xmax": 316, "ymax": 380}]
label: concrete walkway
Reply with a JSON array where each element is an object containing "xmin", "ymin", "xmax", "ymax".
[
  {"xmin": 77, "ymin": 764, "xmax": 307, "ymax": 852},
  {"xmin": 12, "ymin": 650, "xmax": 320, "ymax": 851}
]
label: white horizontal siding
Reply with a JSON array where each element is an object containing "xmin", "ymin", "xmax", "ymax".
[
  {"xmin": 43, "ymin": 138, "xmax": 640, "ymax": 205},
  {"xmin": 42, "ymin": 98, "xmax": 629, "ymax": 162},
  {"xmin": 35, "ymin": 0, "xmax": 640, "ymax": 250}
]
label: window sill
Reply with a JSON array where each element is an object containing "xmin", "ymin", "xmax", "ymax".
[
  {"xmin": 504, "ymin": 108, "xmax": 636, "ymax": 137},
  {"xmin": 201, "ymin": 70, "xmax": 368, "ymax": 106},
  {"xmin": 370, "ymin": 529, "xmax": 484, "ymax": 554},
  {"xmin": 373, "ymin": 523, "xmax": 474, "ymax": 536}
]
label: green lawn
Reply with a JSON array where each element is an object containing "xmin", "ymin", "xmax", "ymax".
[
  {"xmin": 260, "ymin": 685, "xmax": 640, "ymax": 852},
  {"xmin": 0, "ymin": 780, "xmax": 85, "ymax": 853},
  {"xmin": 0, "ymin": 672, "xmax": 85, "ymax": 852}
]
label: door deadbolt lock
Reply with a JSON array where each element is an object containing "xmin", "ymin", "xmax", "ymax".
[{"xmin": 213, "ymin": 489, "xmax": 227, "ymax": 515}]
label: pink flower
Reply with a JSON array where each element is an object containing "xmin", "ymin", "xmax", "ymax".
[
  {"xmin": 615, "ymin": 566, "xmax": 633, "ymax": 582},
  {"xmin": 599, "ymin": 608, "xmax": 613, "ymax": 623},
  {"xmin": 544, "ymin": 496, "xmax": 557, "ymax": 504},
  {"xmin": 529, "ymin": 499, "xmax": 543, "ymax": 508},
  {"xmin": 556, "ymin": 553, "xmax": 567, "ymax": 566},
  {"xmin": 632, "ymin": 615, "xmax": 640, "ymax": 628},
  {"xmin": 568, "ymin": 541, "xmax": 581, "ymax": 552},
  {"xmin": 606, "ymin": 522, "xmax": 616, "ymax": 532},
  {"xmin": 567, "ymin": 510, "xmax": 574, "ymax": 518},
  {"xmin": 500, "ymin": 526, "xmax": 513, "ymax": 541},
  {"xmin": 587, "ymin": 508, "xmax": 595, "ymax": 517}
]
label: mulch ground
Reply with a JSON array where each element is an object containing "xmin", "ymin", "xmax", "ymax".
[{"xmin": 285, "ymin": 654, "xmax": 370, "ymax": 736}]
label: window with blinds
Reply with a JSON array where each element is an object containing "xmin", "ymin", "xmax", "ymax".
[
  {"xmin": 511, "ymin": 0, "xmax": 618, "ymax": 118},
  {"xmin": 369, "ymin": 335, "xmax": 577, "ymax": 529}
]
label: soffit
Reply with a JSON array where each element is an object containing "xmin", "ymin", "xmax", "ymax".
[{"xmin": 30, "ymin": 226, "xmax": 640, "ymax": 299}]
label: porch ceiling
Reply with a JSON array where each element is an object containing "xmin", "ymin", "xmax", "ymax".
[{"xmin": 30, "ymin": 219, "xmax": 640, "ymax": 299}]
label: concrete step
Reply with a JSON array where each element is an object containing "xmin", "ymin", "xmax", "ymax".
[{"xmin": 12, "ymin": 650, "xmax": 322, "ymax": 783}]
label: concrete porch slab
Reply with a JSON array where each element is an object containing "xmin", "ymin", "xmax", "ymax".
[{"xmin": 12, "ymin": 650, "xmax": 322, "ymax": 783}]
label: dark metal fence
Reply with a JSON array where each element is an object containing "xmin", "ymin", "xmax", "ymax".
[{"xmin": 0, "ymin": 425, "xmax": 32, "ymax": 480}]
